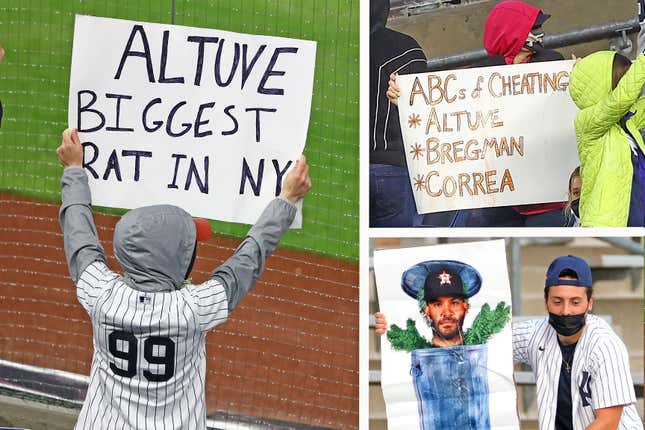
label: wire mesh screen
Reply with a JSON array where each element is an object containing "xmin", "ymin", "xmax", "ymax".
[
  {"xmin": 0, "ymin": 1, "xmax": 358, "ymax": 428},
  {"xmin": 0, "ymin": 0, "xmax": 358, "ymax": 260}
]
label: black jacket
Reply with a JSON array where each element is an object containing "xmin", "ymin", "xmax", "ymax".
[{"xmin": 370, "ymin": 3, "xmax": 427, "ymax": 167}]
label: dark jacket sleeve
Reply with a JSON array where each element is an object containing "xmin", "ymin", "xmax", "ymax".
[
  {"xmin": 59, "ymin": 167, "xmax": 106, "ymax": 282},
  {"xmin": 211, "ymin": 197, "xmax": 296, "ymax": 311},
  {"xmin": 397, "ymin": 35, "xmax": 427, "ymax": 75}
]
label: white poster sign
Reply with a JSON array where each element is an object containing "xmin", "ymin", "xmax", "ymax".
[
  {"xmin": 374, "ymin": 240, "xmax": 519, "ymax": 430},
  {"xmin": 397, "ymin": 61, "xmax": 579, "ymax": 213},
  {"xmin": 68, "ymin": 15, "xmax": 317, "ymax": 226}
]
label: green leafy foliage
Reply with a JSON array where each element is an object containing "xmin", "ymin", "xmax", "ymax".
[
  {"xmin": 463, "ymin": 301, "xmax": 511, "ymax": 345},
  {"xmin": 387, "ymin": 319, "xmax": 432, "ymax": 352},
  {"xmin": 386, "ymin": 301, "xmax": 511, "ymax": 352}
]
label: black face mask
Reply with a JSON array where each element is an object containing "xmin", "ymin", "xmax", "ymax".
[
  {"xmin": 548, "ymin": 312, "xmax": 587, "ymax": 336},
  {"xmin": 571, "ymin": 198, "xmax": 580, "ymax": 218}
]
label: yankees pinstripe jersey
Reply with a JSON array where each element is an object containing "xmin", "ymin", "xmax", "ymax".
[
  {"xmin": 59, "ymin": 167, "xmax": 296, "ymax": 429},
  {"xmin": 513, "ymin": 315, "xmax": 642, "ymax": 430},
  {"xmin": 74, "ymin": 261, "xmax": 228, "ymax": 429}
]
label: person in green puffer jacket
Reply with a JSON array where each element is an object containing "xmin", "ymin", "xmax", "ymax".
[{"xmin": 568, "ymin": 51, "xmax": 645, "ymax": 226}]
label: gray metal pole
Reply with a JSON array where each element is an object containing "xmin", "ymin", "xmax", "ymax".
[
  {"xmin": 598, "ymin": 237, "xmax": 643, "ymax": 255},
  {"xmin": 510, "ymin": 238, "xmax": 521, "ymax": 316},
  {"xmin": 426, "ymin": 18, "xmax": 639, "ymax": 71}
]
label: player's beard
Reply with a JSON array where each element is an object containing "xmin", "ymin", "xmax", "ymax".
[{"xmin": 431, "ymin": 315, "xmax": 465, "ymax": 341}]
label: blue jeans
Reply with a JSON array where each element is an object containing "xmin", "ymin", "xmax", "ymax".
[
  {"xmin": 370, "ymin": 164, "xmax": 422, "ymax": 227},
  {"xmin": 421, "ymin": 210, "xmax": 461, "ymax": 227},
  {"xmin": 524, "ymin": 209, "xmax": 568, "ymax": 227},
  {"xmin": 465, "ymin": 206, "xmax": 567, "ymax": 227},
  {"xmin": 411, "ymin": 346, "xmax": 491, "ymax": 430}
]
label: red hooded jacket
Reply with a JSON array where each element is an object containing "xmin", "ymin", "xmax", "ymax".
[
  {"xmin": 483, "ymin": 1, "xmax": 540, "ymax": 65},
  {"xmin": 482, "ymin": 1, "xmax": 566, "ymax": 216}
]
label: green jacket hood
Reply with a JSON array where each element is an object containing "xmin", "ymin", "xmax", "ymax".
[{"xmin": 569, "ymin": 51, "xmax": 615, "ymax": 110}]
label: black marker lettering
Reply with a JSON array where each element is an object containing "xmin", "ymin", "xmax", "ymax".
[
  {"xmin": 239, "ymin": 157, "xmax": 265, "ymax": 196},
  {"xmin": 82, "ymin": 142, "xmax": 99, "ymax": 179},
  {"xmin": 105, "ymin": 93, "xmax": 134, "ymax": 132},
  {"xmin": 272, "ymin": 159, "xmax": 292, "ymax": 196},
  {"xmin": 159, "ymin": 30, "xmax": 185, "ymax": 84},
  {"xmin": 103, "ymin": 149, "xmax": 123, "ymax": 181},
  {"xmin": 142, "ymin": 98, "xmax": 163, "ymax": 132},
  {"xmin": 214, "ymin": 40, "xmax": 240, "ymax": 87},
  {"xmin": 77, "ymin": 90, "xmax": 105, "ymax": 133},
  {"xmin": 115, "ymin": 25, "xmax": 155, "ymax": 82},
  {"xmin": 187, "ymin": 36, "xmax": 219, "ymax": 86},
  {"xmin": 257, "ymin": 47, "xmax": 298, "ymax": 95},
  {"xmin": 121, "ymin": 150, "xmax": 152, "ymax": 181},
  {"xmin": 245, "ymin": 107, "xmax": 277, "ymax": 142},
  {"xmin": 167, "ymin": 154, "xmax": 187, "ymax": 189}
]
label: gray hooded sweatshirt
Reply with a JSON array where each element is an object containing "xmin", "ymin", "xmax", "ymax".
[{"xmin": 59, "ymin": 166, "xmax": 296, "ymax": 430}]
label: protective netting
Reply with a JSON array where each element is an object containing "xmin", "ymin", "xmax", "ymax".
[
  {"xmin": 0, "ymin": 0, "xmax": 358, "ymax": 261},
  {"xmin": 0, "ymin": 1, "xmax": 358, "ymax": 428}
]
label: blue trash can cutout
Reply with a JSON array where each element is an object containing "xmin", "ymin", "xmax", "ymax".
[{"xmin": 411, "ymin": 344, "xmax": 490, "ymax": 430}]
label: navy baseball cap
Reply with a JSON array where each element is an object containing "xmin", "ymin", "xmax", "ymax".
[
  {"xmin": 545, "ymin": 255, "xmax": 592, "ymax": 288},
  {"xmin": 424, "ymin": 268, "xmax": 466, "ymax": 301}
]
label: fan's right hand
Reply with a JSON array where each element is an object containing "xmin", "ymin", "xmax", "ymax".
[{"xmin": 386, "ymin": 73, "xmax": 400, "ymax": 106}]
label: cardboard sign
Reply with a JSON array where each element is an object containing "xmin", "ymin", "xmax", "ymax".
[
  {"xmin": 68, "ymin": 15, "xmax": 316, "ymax": 226},
  {"xmin": 374, "ymin": 240, "xmax": 519, "ymax": 430},
  {"xmin": 397, "ymin": 61, "xmax": 579, "ymax": 213}
]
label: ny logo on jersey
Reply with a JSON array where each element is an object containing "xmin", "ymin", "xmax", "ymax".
[{"xmin": 579, "ymin": 371, "xmax": 592, "ymax": 407}]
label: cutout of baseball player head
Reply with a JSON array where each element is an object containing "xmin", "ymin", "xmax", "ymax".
[
  {"xmin": 113, "ymin": 205, "xmax": 212, "ymax": 293},
  {"xmin": 374, "ymin": 240, "xmax": 520, "ymax": 430},
  {"xmin": 421, "ymin": 271, "xmax": 470, "ymax": 342},
  {"xmin": 402, "ymin": 261, "xmax": 482, "ymax": 346},
  {"xmin": 543, "ymin": 255, "xmax": 594, "ymax": 338}
]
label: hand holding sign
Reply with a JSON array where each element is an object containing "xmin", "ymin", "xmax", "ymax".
[
  {"xmin": 374, "ymin": 240, "xmax": 520, "ymax": 430},
  {"xmin": 387, "ymin": 72, "xmax": 400, "ymax": 106},
  {"xmin": 57, "ymin": 128, "xmax": 84, "ymax": 168},
  {"xmin": 279, "ymin": 155, "xmax": 312, "ymax": 204},
  {"xmin": 68, "ymin": 15, "xmax": 316, "ymax": 226},
  {"xmin": 396, "ymin": 61, "xmax": 579, "ymax": 214},
  {"xmin": 374, "ymin": 312, "xmax": 388, "ymax": 335}
]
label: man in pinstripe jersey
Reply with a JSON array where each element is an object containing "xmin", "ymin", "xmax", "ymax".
[
  {"xmin": 56, "ymin": 128, "xmax": 311, "ymax": 429},
  {"xmin": 513, "ymin": 255, "xmax": 642, "ymax": 430},
  {"xmin": 376, "ymin": 254, "xmax": 642, "ymax": 429}
]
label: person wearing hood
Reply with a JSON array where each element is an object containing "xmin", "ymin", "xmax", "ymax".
[
  {"xmin": 387, "ymin": 1, "xmax": 568, "ymax": 227},
  {"xmin": 376, "ymin": 255, "xmax": 642, "ymax": 430},
  {"xmin": 370, "ymin": 0, "xmax": 430, "ymax": 227},
  {"xmin": 466, "ymin": 0, "xmax": 568, "ymax": 227},
  {"xmin": 478, "ymin": 0, "xmax": 563, "ymax": 67},
  {"xmin": 569, "ymin": 51, "xmax": 645, "ymax": 227},
  {"xmin": 56, "ymin": 128, "xmax": 311, "ymax": 429}
]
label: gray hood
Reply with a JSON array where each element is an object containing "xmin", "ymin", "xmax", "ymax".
[{"xmin": 114, "ymin": 205, "xmax": 196, "ymax": 292}]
